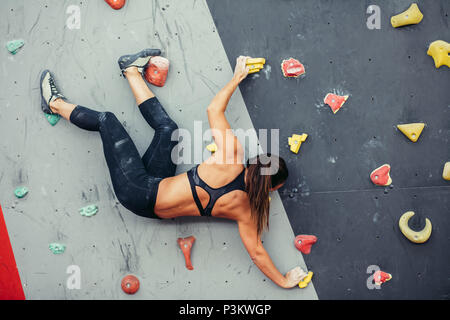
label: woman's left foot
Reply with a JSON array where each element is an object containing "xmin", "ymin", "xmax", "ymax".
[
  {"xmin": 40, "ymin": 70, "xmax": 66, "ymax": 114},
  {"xmin": 118, "ymin": 48, "xmax": 161, "ymax": 75}
]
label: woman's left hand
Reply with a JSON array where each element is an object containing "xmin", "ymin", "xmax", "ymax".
[{"xmin": 233, "ymin": 56, "xmax": 250, "ymax": 83}]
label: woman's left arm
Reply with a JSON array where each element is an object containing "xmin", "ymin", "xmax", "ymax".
[{"xmin": 206, "ymin": 56, "xmax": 249, "ymax": 155}]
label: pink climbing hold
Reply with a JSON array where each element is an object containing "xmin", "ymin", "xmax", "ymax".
[
  {"xmin": 177, "ymin": 236, "xmax": 196, "ymax": 270},
  {"xmin": 104, "ymin": 0, "xmax": 126, "ymax": 10},
  {"xmin": 281, "ymin": 58, "xmax": 305, "ymax": 78},
  {"xmin": 324, "ymin": 93, "xmax": 349, "ymax": 114},
  {"xmin": 294, "ymin": 235, "xmax": 317, "ymax": 254},
  {"xmin": 373, "ymin": 270, "xmax": 392, "ymax": 286},
  {"xmin": 144, "ymin": 56, "xmax": 170, "ymax": 87}
]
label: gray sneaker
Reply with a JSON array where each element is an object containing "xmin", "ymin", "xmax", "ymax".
[
  {"xmin": 40, "ymin": 70, "xmax": 65, "ymax": 114},
  {"xmin": 118, "ymin": 48, "xmax": 161, "ymax": 75}
]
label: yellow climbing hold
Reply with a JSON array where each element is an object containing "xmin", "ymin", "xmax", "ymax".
[
  {"xmin": 391, "ymin": 3, "xmax": 423, "ymax": 28},
  {"xmin": 427, "ymin": 40, "xmax": 450, "ymax": 69},
  {"xmin": 399, "ymin": 211, "xmax": 432, "ymax": 244},
  {"xmin": 248, "ymin": 64, "xmax": 264, "ymax": 74},
  {"xmin": 246, "ymin": 58, "xmax": 266, "ymax": 74},
  {"xmin": 443, "ymin": 162, "xmax": 450, "ymax": 181},
  {"xmin": 298, "ymin": 271, "xmax": 313, "ymax": 289},
  {"xmin": 206, "ymin": 143, "xmax": 218, "ymax": 153},
  {"xmin": 247, "ymin": 58, "xmax": 266, "ymax": 65},
  {"xmin": 397, "ymin": 123, "xmax": 425, "ymax": 142},
  {"xmin": 288, "ymin": 134, "xmax": 308, "ymax": 154}
]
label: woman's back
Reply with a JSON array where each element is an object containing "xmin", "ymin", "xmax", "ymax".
[{"xmin": 154, "ymin": 160, "xmax": 250, "ymax": 220}]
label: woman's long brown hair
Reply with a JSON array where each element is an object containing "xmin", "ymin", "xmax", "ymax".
[{"xmin": 245, "ymin": 154, "xmax": 288, "ymax": 236}]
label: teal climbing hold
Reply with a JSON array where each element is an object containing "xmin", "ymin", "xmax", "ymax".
[
  {"xmin": 49, "ymin": 243, "xmax": 66, "ymax": 254},
  {"xmin": 14, "ymin": 187, "xmax": 28, "ymax": 198},
  {"xmin": 6, "ymin": 39, "xmax": 24, "ymax": 55},
  {"xmin": 45, "ymin": 114, "xmax": 61, "ymax": 126},
  {"xmin": 79, "ymin": 204, "xmax": 98, "ymax": 217}
]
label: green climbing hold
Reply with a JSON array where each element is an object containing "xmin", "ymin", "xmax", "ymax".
[
  {"xmin": 79, "ymin": 204, "xmax": 98, "ymax": 217},
  {"xmin": 14, "ymin": 187, "xmax": 28, "ymax": 198},
  {"xmin": 45, "ymin": 113, "xmax": 60, "ymax": 126},
  {"xmin": 6, "ymin": 39, "xmax": 25, "ymax": 55},
  {"xmin": 49, "ymin": 243, "xmax": 66, "ymax": 254}
]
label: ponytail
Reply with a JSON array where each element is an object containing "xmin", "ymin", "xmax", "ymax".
[{"xmin": 245, "ymin": 154, "xmax": 288, "ymax": 236}]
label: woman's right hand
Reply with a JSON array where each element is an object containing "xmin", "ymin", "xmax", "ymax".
[
  {"xmin": 283, "ymin": 267, "xmax": 307, "ymax": 288},
  {"xmin": 233, "ymin": 56, "xmax": 250, "ymax": 83}
]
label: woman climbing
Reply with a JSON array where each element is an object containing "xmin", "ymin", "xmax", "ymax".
[{"xmin": 39, "ymin": 49, "xmax": 306, "ymax": 289}]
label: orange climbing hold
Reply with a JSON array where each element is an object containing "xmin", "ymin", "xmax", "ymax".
[
  {"xmin": 324, "ymin": 93, "xmax": 349, "ymax": 114},
  {"xmin": 104, "ymin": 0, "xmax": 126, "ymax": 10},
  {"xmin": 121, "ymin": 275, "xmax": 140, "ymax": 294},
  {"xmin": 373, "ymin": 270, "xmax": 392, "ymax": 286},
  {"xmin": 281, "ymin": 58, "xmax": 305, "ymax": 78},
  {"xmin": 144, "ymin": 56, "xmax": 170, "ymax": 87},
  {"xmin": 177, "ymin": 236, "xmax": 196, "ymax": 270},
  {"xmin": 370, "ymin": 164, "xmax": 392, "ymax": 186},
  {"xmin": 294, "ymin": 235, "xmax": 317, "ymax": 254}
]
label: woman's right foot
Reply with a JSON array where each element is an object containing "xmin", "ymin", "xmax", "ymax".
[
  {"xmin": 118, "ymin": 48, "xmax": 161, "ymax": 75},
  {"xmin": 40, "ymin": 70, "xmax": 66, "ymax": 114}
]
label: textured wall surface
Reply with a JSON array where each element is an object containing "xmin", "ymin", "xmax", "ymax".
[{"xmin": 0, "ymin": 0, "xmax": 317, "ymax": 299}]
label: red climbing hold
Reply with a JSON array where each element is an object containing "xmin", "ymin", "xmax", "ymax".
[
  {"xmin": 373, "ymin": 270, "xmax": 392, "ymax": 286},
  {"xmin": 281, "ymin": 58, "xmax": 305, "ymax": 78},
  {"xmin": 144, "ymin": 56, "xmax": 170, "ymax": 87},
  {"xmin": 324, "ymin": 93, "xmax": 349, "ymax": 114},
  {"xmin": 121, "ymin": 275, "xmax": 140, "ymax": 294},
  {"xmin": 294, "ymin": 235, "xmax": 317, "ymax": 254},
  {"xmin": 104, "ymin": 0, "xmax": 126, "ymax": 10},
  {"xmin": 177, "ymin": 236, "xmax": 195, "ymax": 270},
  {"xmin": 370, "ymin": 164, "xmax": 392, "ymax": 186}
]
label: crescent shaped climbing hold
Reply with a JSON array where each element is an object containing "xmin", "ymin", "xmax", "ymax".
[
  {"xmin": 281, "ymin": 58, "xmax": 305, "ymax": 78},
  {"xmin": 177, "ymin": 236, "xmax": 196, "ymax": 270},
  {"xmin": 391, "ymin": 3, "xmax": 423, "ymax": 28},
  {"xmin": 370, "ymin": 164, "xmax": 392, "ymax": 186},
  {"xmin": 144, "ymin": 56, "xmax": 170, "ymax": 87},
  {"xmin": 121, "ymin": 275, "xmax": 140, "ymax": 294},
  {"xmin": 427, "ymin": 40, "xmax": 450, "ymax": 69},
  {"xmin": 397, "ymin": 123, "xmax": 425, "ymax": 142},
  {"xmin": 443, "ymin": 162, "xmax": 450, "ymax": 181},
  {"xmin": 104, "ymin": 0, "xmax": 126, "ymax": 10},
  {"xmin": 399, "ymin": 211, "xmax": 432, "ymax": 244}
]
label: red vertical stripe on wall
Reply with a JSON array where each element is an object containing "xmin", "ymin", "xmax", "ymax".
[{"xmin": 0, "ymin": 205, "xmax": 25, "ymax": 300}]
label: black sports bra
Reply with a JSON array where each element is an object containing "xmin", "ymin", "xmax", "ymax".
[{"xmin": 187, "ymin": 165, "xmax": 246, "ymax": 216}]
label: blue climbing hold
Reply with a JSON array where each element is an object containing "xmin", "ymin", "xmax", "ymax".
[
  {"xmin": 6, "ymin": 39, "xmax": 25, "ymax": 55},
  {"xmin": 45, "ymin": 114, "xmax": 61, "ymax": 126}
]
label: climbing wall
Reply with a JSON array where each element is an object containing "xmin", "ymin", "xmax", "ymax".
[
  {"xmin": 0, "ymin": 0, "xmax": 317, "ymax": 299},
  {"xmin": 207, "ymin": 0, "xmax": 450, "ymax": 299}
]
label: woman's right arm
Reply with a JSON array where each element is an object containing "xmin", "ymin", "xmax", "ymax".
[{"xmin": 237, "ymin": 217, "xmax": 305, "ymax": 289}]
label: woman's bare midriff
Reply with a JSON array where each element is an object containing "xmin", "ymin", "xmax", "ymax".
[{"xmin": 154, "ymin": 164, "xmax": 249, "ymax": 220}]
